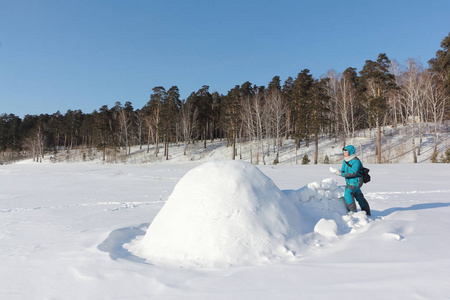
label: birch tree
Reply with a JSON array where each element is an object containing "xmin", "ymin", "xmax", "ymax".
[
  {"xmin": 398, "ymin": 59, "xmax": 423, "ymax": 163},
  {"xmin": 423, "ymin": 71, "xmax": 448, "ymax": 153},
  {"xmin": 266, "ymin": 89, "xmax": 287, "ymax": 163},
  {"xmin": 180, "ymin": 99, "xmax": 198, "ymax": 155}
]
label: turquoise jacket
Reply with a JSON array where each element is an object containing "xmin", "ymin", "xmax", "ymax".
[{"xmin": 341, "ymin": 145, "xmax": 364, "ymax": 187}]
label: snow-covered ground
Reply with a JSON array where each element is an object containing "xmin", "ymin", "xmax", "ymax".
[
  {"xmin": 1, "ymin": 159, "xmax": 450, "ymax": 299},
  {"xmin": 43, "ymin": 123, "xmax": 450, "ymax": 166}
]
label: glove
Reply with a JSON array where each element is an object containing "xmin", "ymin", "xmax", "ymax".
[{"xmin": 329, "ymin": 167, "xmax": 342, "ymax": 176}]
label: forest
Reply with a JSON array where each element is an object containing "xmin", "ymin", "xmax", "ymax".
[{"xmin": 1, "ymin": 33, "xmax": 449, "ymax": 164}]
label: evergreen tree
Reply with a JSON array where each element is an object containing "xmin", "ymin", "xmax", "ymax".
[
  {"xmin": 95, "ymin": 105, "xmax": 116, "ymax": 161},
  {"xmin": 292, "ymin": 69, "xmax": 314, "ymax": 148},
  {"xmin": 210, "ymin": 91, "xmax": 222, "ymax": 141},
  {"xmin": 0, "ymin": 114, "xmax": 22, "ymax": 153},
  {"xmin": 161, "ymin": 86, "xmax": 181, "ymax": 159},
  {"xmin": 301, "ymin": 154, "xmax": 310, "ymax": 165},
  {"xmin": 194, "ymin": 85, "xmax": 213, "ymax": 148},
  {"xmin": 148, "ymin": 86, "xmax": 167, "ymax": 156},
  {"xmin": 48, "ymin": 111, "xmax": 63, "ymax": 150},
  {"xmin": 282, "ymin": 76, "xmax": 294, "ymax": 139},
  {"xmin": 80, "ymin": 113, "xmax": 94, "ymax": 150},
  {"xmin": 428, "ymin": 32, "xmax": 450, "ymax": 118},
  {"xmin": 268, "ymin": 76, "xmax": 281, "ymax": 92},
  {"xmin": 311, "ymin": 78, "xmax": 330, "ymax": 164},
  {"xmin": 359, "ymin": 53, "xmax": 397, "ymax": 163},
  {"xmin": 221, "ymin": 85, "xmax": 242, "ymax": 159}
]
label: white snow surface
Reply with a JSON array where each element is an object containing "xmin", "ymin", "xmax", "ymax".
[{"xmin": 1, "ymin": 160, "xmax": 450, "ymax": 299}]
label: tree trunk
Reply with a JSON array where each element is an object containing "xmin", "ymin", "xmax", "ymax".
[
  {"xmin": 232, "ymin": 125, "xmax": 236, "ymax": 160},
  {"xmin": 412, "ymin": 127, "xmax": 418, "ymax": 163},
  {"xmin": 165, "ymin": 141, "xmax": 169, "ymax": 160},
  {"xmin": 377, "ymin": 120, "xmax": 382, "ymax": 164},
  {"xmin": 314, "ymin": 131, "xmax": 318, "ymax": 165}
]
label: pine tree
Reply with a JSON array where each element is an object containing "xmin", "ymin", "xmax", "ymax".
[
  {"xmin": 147, "ymin": 87, "xmax": 167, "ymax": 156},
  {"xmin": 428, "ymin": 33, "xmax": 450, "ymax": 92},
  {"xmin": 161, "ymin": 86, "xmax": 181, "ymax": 159},
  {"xmin": 221, "ymin": 85, "xmax": 242, "ymax": 159},
  {"xmin": 301, "ymin": 154, "xmax": 310, "ymax": 165},
  {"xmin": 342, "ymin": 67, "xmax": 362, "ymax": 138},
  {"xmin": 194, "ymin": 86, "xmax": 213, "ymax": 148},
  {"xmin": 359, "ymin": 53, "xmax": 397, "ymax": 163},
  {"xmin": 282, "ymin": 77, "xmax": 294, "ymax": 139},
  {"xmin": 268, "ymin": 76, "xmax": 281, "ymax": 92},
  {"xmin": 428, "ymin": 32, "xmax": 450, "ymax": 119},
  {"xmin": 0, "ymin": 114, "xmax": 22, "ymax": 153},
  {"xmin": 311, "ymin": 78, "xmax": 330, "ymax": 164},
  {"xmin": 292, "ymin": 69, "xmax": 314, "ymax": 148},
  {"xmin": 95, "ymin": 105, "xmax": 115, "ymax": 161}
]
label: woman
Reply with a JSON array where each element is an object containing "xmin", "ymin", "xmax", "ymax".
[{"xmin": 331, "ymin": 145, "xmax": 371, "ymax": 216}]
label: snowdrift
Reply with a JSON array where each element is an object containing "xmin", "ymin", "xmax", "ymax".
[{"xmin": 129, "ymin": 160, "xmax": 348, "ymax": 268}]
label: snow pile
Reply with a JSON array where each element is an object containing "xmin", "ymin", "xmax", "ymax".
[{"xmin": 129, "ymin": 160, "xmax": 306, "ymax": 268}]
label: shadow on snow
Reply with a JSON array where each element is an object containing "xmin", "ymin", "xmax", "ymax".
[
  {"xmin": 97, "ymin": 223, "xmax": 150, "ymax": 264},
  {"xmin": 374, "ymin": 202, "xmax": 450, "ymax": 217}
]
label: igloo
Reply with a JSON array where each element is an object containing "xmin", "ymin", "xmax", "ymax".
[{"xmin": 130, "ymin": 160, "xmax": 306, "ymax": 268}]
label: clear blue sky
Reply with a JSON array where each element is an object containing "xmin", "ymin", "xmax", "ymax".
[{"xmin": 1, "ymin": 0, "xmax": 449, "ymax": 117}]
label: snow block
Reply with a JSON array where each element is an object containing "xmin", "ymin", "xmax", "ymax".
[
  {"xmin": 294, "ymin": 178, "xmax": 347, "ymax": 213},
  {"xmin": 314, "ymin": 218, "xmax": 338, "ymax": 237}
]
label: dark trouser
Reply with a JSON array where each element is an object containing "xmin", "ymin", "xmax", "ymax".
[{"xmin": 344, "ymin": 185, "xmax": 371, "ymax": 216}]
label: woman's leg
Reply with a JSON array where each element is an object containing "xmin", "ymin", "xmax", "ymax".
[
  {"xmin": 351, "ymin": 187, "xmax": 371, "ymax": 216},
  {"xmin": 344, "ymin": 187, "xmax": 357, "ymax": 213}
]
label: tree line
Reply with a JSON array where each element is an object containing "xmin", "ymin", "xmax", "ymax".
[{"xmin": 1, "ymin": 33, "xmax": 449, "ymax": 164}]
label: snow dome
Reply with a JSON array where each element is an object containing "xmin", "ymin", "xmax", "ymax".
[{"xmin": 130, "ymin": 160, "xmax": 306, "ymax": 268}]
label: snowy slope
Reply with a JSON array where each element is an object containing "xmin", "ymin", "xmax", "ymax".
[
  {"xmin": 42, "ymin": 123, "xmax": 450, "ymax": 166},
  {"xmin": 1, "ymin": 161, "xmax": 450, "ymax": 299}
]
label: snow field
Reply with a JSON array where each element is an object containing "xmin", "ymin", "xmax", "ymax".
[{"xmin": 1, "ymin": 161, "xmax": 450, "ymax": 299}]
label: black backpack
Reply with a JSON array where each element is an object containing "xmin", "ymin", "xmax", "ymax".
[
  {"xmin": 361, "ymin": 167, "xmax": 371, "ymax": 183},
  {"xmin": 345, "ymin": 159, "xmax": 371, "ymax": 183}
]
